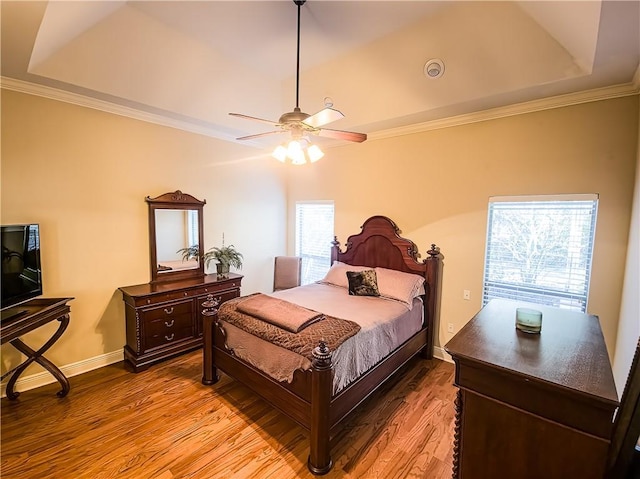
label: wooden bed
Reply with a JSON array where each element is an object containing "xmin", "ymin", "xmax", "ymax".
[{"xmin": 201, "ymin": 215, "xmax": 443, "ymax": 474}]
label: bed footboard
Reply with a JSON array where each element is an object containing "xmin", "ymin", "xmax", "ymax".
[{"xmin": 203, "ymin": 305, "xmax": 336, "ymax": 475}]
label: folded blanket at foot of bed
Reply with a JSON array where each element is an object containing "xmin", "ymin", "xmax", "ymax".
[
  {"xmin": 219, "ymin": 295, "xmax": 361, "ymax": 360},
  {"xmin": 236, "ymin": 293, "xmax": 324, "ymax": 333}
]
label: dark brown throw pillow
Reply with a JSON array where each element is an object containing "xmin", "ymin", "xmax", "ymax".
[{"xmin": 346, "ymin": 269, "xmax": 380, "ymax": 297}]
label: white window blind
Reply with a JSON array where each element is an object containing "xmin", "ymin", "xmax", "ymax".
[
  {"xmin": 482, "ymin": 194, "xmax": 598, "ymax": 312},
  {"xmin": 187, "ymin": 210, "xmax": 198, "ymax": 247},
  {"xmin": 295, "ymin": 202, "xmax": 334, "ymax": 285}
]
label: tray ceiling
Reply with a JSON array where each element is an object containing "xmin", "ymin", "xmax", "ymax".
[{"xmin": 2, "ymin": 1, "xmax": 639, "ymax": 149}]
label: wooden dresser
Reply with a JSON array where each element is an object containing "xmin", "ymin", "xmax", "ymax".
[
  {"xmin": 120, "ymin": 273, "xmax": 242, "ymax": 372},
  {"xmin": 444, "ymin": 299, "xmax": 619, "ymax": 479}
]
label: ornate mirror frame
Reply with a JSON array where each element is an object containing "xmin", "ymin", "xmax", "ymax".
[{"xmin": 146, "ymin": 190, "xmax": 205, "ymax": 283}]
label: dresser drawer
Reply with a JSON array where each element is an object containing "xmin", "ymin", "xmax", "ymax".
[
  {"xmin": 138, "ymin": 290, "xmax": 193, "ymax": 306},
  {"xmin": 144, "ymin": 300, "xmax": 193, "ymax": 321},
  {"xmin": 189, "ymin": 281, "xmax": 241, "ymax": 299},
  {"xmin": 197, "ymin": 290, "xmax": 238, "ymax": 309},
  {"xmin": 145, "ymin": 313, "xmax": 193, "ymax": 350}
]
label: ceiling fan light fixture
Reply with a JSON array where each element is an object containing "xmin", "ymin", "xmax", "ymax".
[
  {"xmin": 287, "ymin": 139, "xmax": 304, "ymax": 158},
  {"xmin": 307, "ymin": 144, "xmax": 324, "ymax": 162},
  {"xmin": 273, "ymin": 145, "xmax": 288, "ymax": 162},
  {"xmin": 289, "ymin": 140, "xmax": 306, "ymax": 165},
  {"xmin": 271, "ymin": 138, "xmax": 324, "ymax": 165}
]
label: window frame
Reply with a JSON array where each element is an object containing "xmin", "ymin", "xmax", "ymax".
[
  {"xmin": 295, "ymin": 201, "xmax": 335, "ymax": 285},
  {"xmin": 482, "ymin": 194, "xmax": 599, "ymax": 313}
]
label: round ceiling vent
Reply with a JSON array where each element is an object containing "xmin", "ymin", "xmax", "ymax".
[{"xmin": 424, "ymin": 59, "xmax": 444, "ymax": 79}]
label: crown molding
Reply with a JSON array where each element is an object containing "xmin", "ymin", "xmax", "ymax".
[
  {"xmin": 371, "ymin": 81, "xmax": 640, "ymax": 141},
  {"xmin": 3, "ymin": 76, "xmax": 638, "ymax": 144},
  {"xmin": 0, "ymin": 76, "xmax": 237, "ymax": 142}
]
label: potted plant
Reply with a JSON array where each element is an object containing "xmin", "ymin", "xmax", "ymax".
[
  {"xmin": 176, "ymin": 235, "xmax": 243, "ymax": 278},
  {"xmin": 177, "ymin": 245, "xmax": 199, "ymax": 262},
  {"xmin": 203, "ymin": 243, "xmax": 243, "ymax": 278}
]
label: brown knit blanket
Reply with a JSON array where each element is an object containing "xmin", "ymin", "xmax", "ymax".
[
  {"xmin": 236, "ymin": 293, "xmax": 324, "ymax": 333},
  {"xmin": 218, "ymin": 294, "xmax": 361, "ymax": 360}
]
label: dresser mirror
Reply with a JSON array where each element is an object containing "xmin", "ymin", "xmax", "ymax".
[{"xmin": 146, "ymin": 190, "xmax": 205, "ymax": 283}]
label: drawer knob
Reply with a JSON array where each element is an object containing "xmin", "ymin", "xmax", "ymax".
[
  {"xmin": 164, "ymin": 320, "xmax": 174, "ymax": 328},
  {"xmin": 165, "ymin": 333, "xmax": 174, "ymax": 341},
  {"xmin": 163, "ymin": 307, "xmax": 174, "ymax": 315}
]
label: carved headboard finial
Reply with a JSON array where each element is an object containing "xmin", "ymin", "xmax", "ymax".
[{"xmin": 427, "ymin": 244, "xmax": 441, "ymax": 258}]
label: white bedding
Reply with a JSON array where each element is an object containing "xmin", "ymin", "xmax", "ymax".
[{"xmin": 220, "ymin": 282, "xmax": 423, "ymax": 394}]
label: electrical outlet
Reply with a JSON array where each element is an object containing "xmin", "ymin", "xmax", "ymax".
[
  {"xmin": 447, "ymin": 323, "xmax": 454, "ymax": 333},
  {"xmin": 463, "ymin": 289, "xmax": 471, "ymax": 301}
]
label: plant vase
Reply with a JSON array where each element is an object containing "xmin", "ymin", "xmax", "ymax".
[{"xmin": 216, "ymin": 263, "xmax": 230, "ymax": 279}]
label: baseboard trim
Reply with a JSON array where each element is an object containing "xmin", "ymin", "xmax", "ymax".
[
  {"xmin": 1, "ymin": 349, "xmax": 124, "ymax": 398},
  {"xmin": 3, "ymin": 345, "xmax": 448, "ymax": 397},
  {"xmin": 433, "ymin": 345, "xmax": 453, "ymax": 363}
]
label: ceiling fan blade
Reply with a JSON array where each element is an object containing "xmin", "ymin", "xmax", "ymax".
[
  {"xmin": 229, "ymin": 112, "xmax": 280, "ymax": 126},
  {"xmin": 318, "ymin": 128, "xmax": 367, "ymax": 143},
  {"xmin": 302, "ymin": 107, "xmax": 345, "ymax": 128},
  {"xmin": 236, "ymin": 130, "xmax": 285, "ymax": 141}
]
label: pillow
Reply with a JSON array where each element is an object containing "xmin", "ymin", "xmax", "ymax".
[
  {"xmin": 319, "ymin": 261, "xmax": 370, "ymax": 289},
  {"xmin": 346, "ymin": 270, "xmax": 380, "ymax": 297},
  {"xmin": 374, "ymin": 267, "xmax": 425, "ymax": 308}
]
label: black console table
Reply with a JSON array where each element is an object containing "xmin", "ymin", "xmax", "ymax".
[{"xmin": 1, "ymin": 297, "xmax": 73, "ymax": 399}]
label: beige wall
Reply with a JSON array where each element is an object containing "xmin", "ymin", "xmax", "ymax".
[
  {"xmin": 288, "ymin": 95, "xmax": 639, "ymax": 359},
  {"xmin": 1, "ymin": 90, "xmax": 288, "ymax": 380},
  {"xmin": 612, "ymin": 100, "xmax": 640, "ymax": 393}
]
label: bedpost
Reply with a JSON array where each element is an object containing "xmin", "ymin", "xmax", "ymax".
[
  {"xmin": 330, "ymin": 236, "xmax": 340, "ymax": 265},
  {"xmin": 201, "ymin": 294, "xmax": 220, "ymax": 385},
  {"xmin": 308, "ymin": 341, "xmax": 334, "ymax": 475},
  {"xmin": 423, "ymin": 244, "xmax": 443, "ymax": 360}
]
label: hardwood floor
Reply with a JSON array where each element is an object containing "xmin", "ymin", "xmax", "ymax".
[{"xmin": 1, "ymin": 351, "xmax": 456, "ymax": 479}]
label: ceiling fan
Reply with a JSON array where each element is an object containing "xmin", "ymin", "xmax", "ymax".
[{"xmin": 229, "ymin": 0, "xmax": 367, "ymax": 164}]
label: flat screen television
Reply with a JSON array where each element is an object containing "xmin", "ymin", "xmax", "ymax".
[{"xmin": 1, "ymin": 224, "xmax": 43, "ymax": 313}]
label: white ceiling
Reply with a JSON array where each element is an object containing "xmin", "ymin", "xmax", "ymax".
[{"xmin": 2, "ymin": 1, "xmax": 639, "ymax": 150}]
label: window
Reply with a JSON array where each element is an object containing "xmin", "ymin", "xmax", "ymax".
[
  {"xmin": 187, "ymin": 210, "xmax": 198, "ymax": 247},
  {"xmin": 295, "ymin": 202, "xmax": 334, "ymax": 285},
  {"xmin": 482, "ymin": 194, "xmax": 598, "ymax": 312}
]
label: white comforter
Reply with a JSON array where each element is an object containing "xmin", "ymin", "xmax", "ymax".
[{"xmin": 221, "ymin": 282, "xmax": 423, "ymax": 393}]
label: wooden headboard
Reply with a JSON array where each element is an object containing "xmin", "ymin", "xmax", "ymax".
[{"xmin": 330, "ymin": 215, "xmax": 443, "ymax": 358}]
